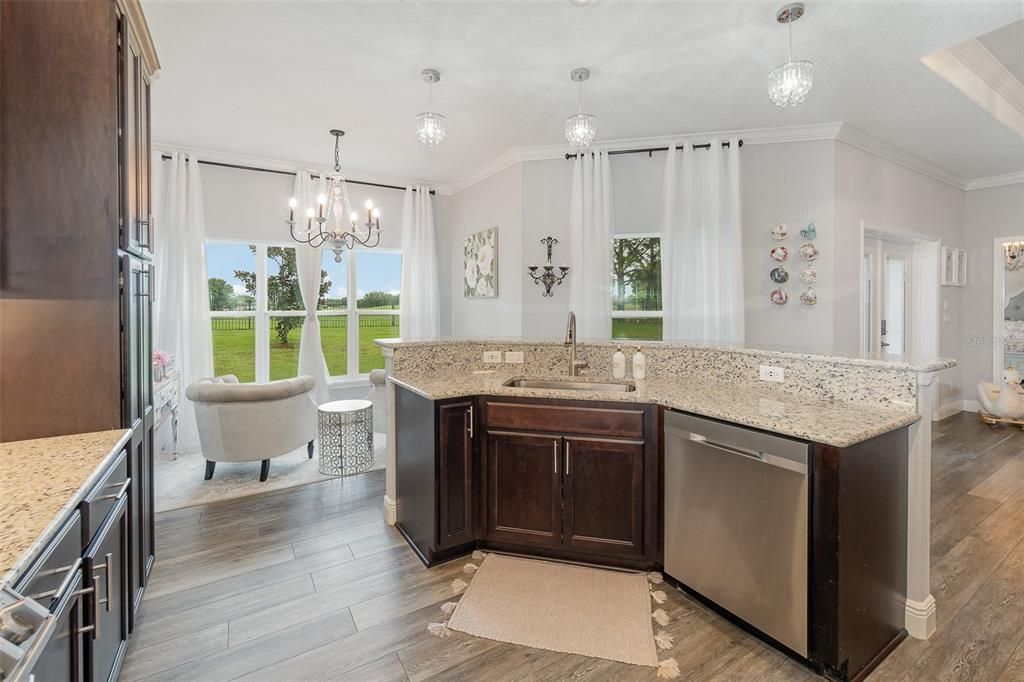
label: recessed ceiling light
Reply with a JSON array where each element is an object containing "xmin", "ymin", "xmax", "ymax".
[{"xmin": 569, "ymin": 0, "xmax": 598, "ymax": 6}]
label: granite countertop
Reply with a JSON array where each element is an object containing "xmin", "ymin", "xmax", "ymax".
[
  {"xmin": 0, "ymin": 429, "xmax": 132, "ymax": 588},
  {"xmin": 389, "ymin": 372, "xmax": 920, "ymax": 449}
]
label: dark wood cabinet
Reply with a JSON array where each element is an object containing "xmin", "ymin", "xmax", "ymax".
[
  {"xmin": 562, "ymin": 436, "xmax": 645, "ymax": 556},
  {"xmin": 484, "ymin": 431, "xmax": 562, "ymax": 548},
  {"xmin": 83, "ymin": 495, "xmax": 129, "ymax": 682},
  {"xmin": 27, "ymin": 570, "xmax": 85, "ymax": 682},
  {"xmin": 437, "ymin": 401, "xmax": 475, "ymax": 550}
]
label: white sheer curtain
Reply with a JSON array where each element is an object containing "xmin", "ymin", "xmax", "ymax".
[
  {"xmin": 153, "ymin": 152, "xmax": 213, "ymax": 451},
  {"xmin": 399, "ymin": 185, "xmax": 441, "ymax": 340},
  {"xmin": 568, "ymin": 150, "xmax": 613, "ymax": 339},
  {"xmin": 292, "ymin": 170, "xmax": 331, "ymax": 404},
  {"xmin": 660, "ymin": 138, "xmax": 744, "ymax": 343}
]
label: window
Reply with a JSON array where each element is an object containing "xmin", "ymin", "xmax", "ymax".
[
  {"xmin": 611, "ymin": 235, "xmax": 663, "ymax": 341},
  {"xmin": 206, "ymin": 241, "xmax": 400, "ymax": 384}
]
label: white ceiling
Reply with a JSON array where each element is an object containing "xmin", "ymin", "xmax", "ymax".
[
  {"xmin": 979, "ymin": 19, "xmax": 1024, "ymax": 83},
  {"xmin": 144, "ymin": 0, "xmax": 1024, "ymax": 187}
]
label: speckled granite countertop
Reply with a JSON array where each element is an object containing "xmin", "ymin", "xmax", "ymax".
[
  {"xmin": 390, "ymin": 373, "xmax": 919, "ymax": 449},
  {"xmin": 0, "ymin": 429, "xmax": 132, "ymax": 588}
]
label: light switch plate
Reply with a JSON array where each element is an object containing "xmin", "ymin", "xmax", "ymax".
[
  {"xmin": 483, "ymin": 351, "xmax": 503, "ymax": 363},
  {"xmin": 505, "ymin": 351, "xmax": 524, "ymax": 364},
  {"xmin": 759, "ymin": 365, "xmax": 785, "ymax": 383}
]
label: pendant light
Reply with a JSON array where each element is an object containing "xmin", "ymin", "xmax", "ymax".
[
  {"xmin": 415, "ymin": 68, "xmax": 447, "ymax": 147},
  {"xmin": 564, "ymin": 67, "xmax": 597, "ymax": 147},
  {"xmin": 768, "ymin": 3, "xmax": 814, "ymax": 108}
]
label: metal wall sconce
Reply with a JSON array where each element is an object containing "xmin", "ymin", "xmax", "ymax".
[{"xmin": 527, "ymin": 236, "xmax": 569, "ymax": 297}]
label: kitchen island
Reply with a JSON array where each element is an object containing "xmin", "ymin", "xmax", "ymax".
[{"xmin": 378, "ymin": 337, "xmax": 955, "ymax": 680}]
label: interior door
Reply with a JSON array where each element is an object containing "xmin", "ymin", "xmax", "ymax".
[
  {"xmin": 485, "ymin": 431, "xmax": 562, "ymax": 547},
  {"xmin": 562, "ymin": 436, "xmax": 645, "ymax": 557},
  {"xmin": 863, "ymin": 238, "xmax": 913, "ymax": 355}
]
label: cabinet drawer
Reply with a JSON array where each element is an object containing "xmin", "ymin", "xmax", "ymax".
[
  {"xmin": 13, "ymin": 512, "xmax": 83, "ymax": 612},
  {"xmin": 485, "ymin": 401, "xmax": 645, "ymax": 439},
  {"xmin": 83, "ymin": 449, "xmax": 130, "ymax": 542}
]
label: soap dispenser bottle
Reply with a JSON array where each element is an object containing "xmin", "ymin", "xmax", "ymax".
[
  {"xmin": 612, "ymin": 345, "xmax": 626, "ymax": 380},
  {"xmin": 632, "ymin": 346, "xmax": 646, "ymax": 380}
]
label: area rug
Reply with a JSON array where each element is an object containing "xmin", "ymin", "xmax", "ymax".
[
  {"xmin": 154, "ymin": 432, "xmax": 386, "ymax": 512},
  {"xmin": 429, "ymin": 552, "xmax": 679, "ymax": 678}
]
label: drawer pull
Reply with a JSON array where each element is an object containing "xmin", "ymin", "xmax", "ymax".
[
  {"xmin": 553, "ymin": 440, "xmax": 559, "ymax": 474},
  {"xmin": 28, "ymin": 558, "xmax": 82, "ymax": 601},
  {"xmin": 96, "ymin": 477, "xmax": 131, "ymax": 501},
  {"xmin": 73, "ymin": 584, "xmax": 100, "ymax": 640}
]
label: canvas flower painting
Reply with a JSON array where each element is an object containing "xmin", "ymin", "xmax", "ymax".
[{"xmin": 464, "ymin": 227, "xmax": 498, "ymax": 298}]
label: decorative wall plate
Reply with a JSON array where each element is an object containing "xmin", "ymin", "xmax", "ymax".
[
  {"xmin": 771, "ymin": 222, "xmax": 789, "ymax": 240},
  {"xmin": 770, "ymin": 267, "xmax": 789, "ymax": 283},
  {"xmin": 800, "ymin": 222, "xmax": 817, "ymax": 240},
  {"xmin": 799, "ymin": 267, "xmax": 817, "ymax": 284},
  {"xmin": 800, "ymin": 288, "xmax": 817, "ymax": 306},
  {"xmin": 799, "ymin": 242, "xmax": 819, "ymax": 261},
  {"xmin": 770, "ymin": 288, "xmax": 788, "ymax": 305},
  {"xmin": 771, "ymin": 246, "xmax": 789, "ymax": 262}
]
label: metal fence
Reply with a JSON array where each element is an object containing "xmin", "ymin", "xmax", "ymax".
[{"xmin": 211, "ymin": 313, "xmax": 399, "ymax": 332}]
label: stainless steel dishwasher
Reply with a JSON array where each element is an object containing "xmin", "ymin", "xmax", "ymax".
[{"xmin": 664, "ymin": 410, "xmax": 809, "ymax": 657}]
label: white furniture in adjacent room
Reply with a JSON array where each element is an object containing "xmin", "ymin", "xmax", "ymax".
[
  {"xmin": 186, "ymin": 374, "xmax": 317, "ymax": 482},
  {"xmin": 153, "ymin": 368, "xmax": 180, "ymax": 457},
  {"xmin": 317, "ymin": 399, "xmax": 375, "ymax": 476}
]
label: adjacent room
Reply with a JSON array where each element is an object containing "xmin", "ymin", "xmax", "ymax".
[{"xmin": 1, "ymin": 1, "xmax": 1023, "ymax": 680}]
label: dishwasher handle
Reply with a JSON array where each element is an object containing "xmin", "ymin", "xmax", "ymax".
[{"xmin": 666, "ymin": 424, "xmax": 808, "ymax": 476}]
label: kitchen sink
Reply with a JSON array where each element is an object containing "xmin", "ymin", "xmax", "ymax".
[{"xmin": 502, "ymin": 378, "xmax": 636, "ymax": 392}]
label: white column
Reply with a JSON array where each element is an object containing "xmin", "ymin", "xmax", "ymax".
[
  {"xmin": 905, "ymin": 370, "xmax": 937, "ymax": 639},
  {"xmin": 381, "ymin": 345, "xmax": 398, "ymax": 525}
]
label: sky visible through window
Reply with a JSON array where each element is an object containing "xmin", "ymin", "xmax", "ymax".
[{"xmin": 206, "ymin": 243, "xmax": 401, "ymax": 299}]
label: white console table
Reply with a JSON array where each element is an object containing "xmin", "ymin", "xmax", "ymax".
[{"xmin": 154, "ymin": 369, "xmax": 180, "ymax": 457}]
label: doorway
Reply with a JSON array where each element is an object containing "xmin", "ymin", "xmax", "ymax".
[{"xmin": 864, "ymin": 237, "xmax": 914, "ymax": 355}]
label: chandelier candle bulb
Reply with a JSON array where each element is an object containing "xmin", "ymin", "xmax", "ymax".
[{"xmin": 288, "ymin": 197, "xmax": 297, "ymax": 222}]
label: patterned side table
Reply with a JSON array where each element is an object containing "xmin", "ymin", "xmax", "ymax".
[{"xmin": 317, "ymin": 399, "xmax": 375, "ymax": 476}]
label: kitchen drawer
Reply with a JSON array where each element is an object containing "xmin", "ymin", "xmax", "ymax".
[
  {"xmin": 485, "ymin": 401, "xmax": 645, "ymax": 439},
  {"xmin": 12, "ymin": 511, "xmax": 83, "ymax": 612},
  {"xmin": 82, "ymin": 449, "xmax": 130, "ymax": 543}
]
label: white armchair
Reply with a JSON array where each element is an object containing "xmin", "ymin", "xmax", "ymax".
[{"xmin": 185, "ymin": 374, "xmax": 318, "ymax": 482}]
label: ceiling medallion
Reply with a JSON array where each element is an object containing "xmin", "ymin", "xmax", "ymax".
[
  {"xmin": 415, "ymin": 68, "xmax": 447, "ymax": 147},
  {"xmin": 768, "ymin": 2, "xmax": 814, "ymax": 108},
  {"xmin": 564, "ymin": 67, "xmax": 597, "ymax": 148},
  {"xmin": 285, "ymin": 130, "xmax": 381, "ymax": 263}
]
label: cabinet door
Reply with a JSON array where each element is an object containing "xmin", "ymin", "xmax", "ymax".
[
  {"xmin": 118, "ymin": 13, "xmax": 147, "ymax": 256},
  {"xmin": 120, "ymin": 256, "xmax": 141, "ymax": 428},
  {"xmin": 485, "ymin": 431, "xmax": 562, "ymax": 547},
  {"xmin": 437, "ymin": 401, "xmax": 474, "ymax": 550},
  {"xmin": 563, "ymin": 437, "xmax": 645, "ymax": 557},
  {"xmin": 84, "ymin": 495, "xmax": 129, "ymax": 682},
  {"xmin": 27, "ymin": 570, "xmax": 85, "ymax": 682}
]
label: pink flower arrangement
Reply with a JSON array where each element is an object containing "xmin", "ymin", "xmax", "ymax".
[{"xmin": 153, "ymin": 350, "xmax": 170, "ymax": 368}]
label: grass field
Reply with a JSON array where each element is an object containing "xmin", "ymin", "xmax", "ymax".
[
  {"xmin": 612, "ymin": 317, "xmax": 662, "ymax": 341},
  {"xmin": 211, "ymin": 316, "xmax": 399, "ymax": 382}
]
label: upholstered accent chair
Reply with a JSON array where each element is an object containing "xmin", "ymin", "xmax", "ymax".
[{"xmin": 186, "ymin": 374, "xmax": 317, "ymax": 482}]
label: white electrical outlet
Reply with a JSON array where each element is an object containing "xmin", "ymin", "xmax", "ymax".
[
  {"xmin": 505, "ymin": 351, "xmax": 524, "ymax": 364},
  {"xmin": 759, "ymin": 365, "xmax": 785, "ymax": 383},
  {"xmin": 483, "ymin": 351, "xmax": 503, "ymax": 363}
]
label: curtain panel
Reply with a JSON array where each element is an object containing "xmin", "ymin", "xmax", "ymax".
[
  {"xmin": 153, "ymin": 152, "xmax": 213, "ymax": 451},
  {"xmin": 292, "ymin": 171, "xmax": 331, "ymax": 404},
  {"xmin": 568, "ymin": 149, "xmax": 614, "ymax": 340},
  {"xmin": 661, "ymin": 138, "xmax": 744, "ymax": 344},
  {"xmin": 399, "ymin": 185, "xmax": 441, "ymax": 341}
]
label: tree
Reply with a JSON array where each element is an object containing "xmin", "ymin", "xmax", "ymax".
[
  {"xmin": 235, "ymin": 247, "xmax": 330, "ymax": 346},
  {"xmin": 208, "ymin": 277, "xmax": 234, "ymax": 311},
  {"xmin": 358, "ymin": 290, "xmax": 399, "ymax": 309}
]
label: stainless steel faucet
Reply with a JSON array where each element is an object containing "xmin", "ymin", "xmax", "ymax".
[{"xmin": 564, "ymin": 311, "xmax": 589, "ymax": 376}]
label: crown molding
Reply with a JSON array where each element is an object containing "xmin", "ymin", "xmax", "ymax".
[
  {"xmin": 449, "ymin": 122, "xmax": 845, "ymax": 195},
  {"xmin": 965, "ymin": 171, "xmax": 1024, "ymax": 191},
  {"xmin": 152, "ymin": 142, "xmax": 452, "ymax": 195},
  {"xmin": 834, "ymin": 124, "xmax": 968, "ymax": 190}
]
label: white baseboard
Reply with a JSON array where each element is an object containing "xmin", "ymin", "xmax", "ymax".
[
  {"xmin": 382, "ymin": 494, "xmax": 397, "ymax": 526},
  {"xmin": 962, "ymin": 399, "xmax": 980, "ymax": 413},
  {"xmin": 934, "ymin": 401, "xmax": 963, "ymax": 421},
  {"xmin": 905, "ymin": 595, "xmax": 937, "ymax": 639}
]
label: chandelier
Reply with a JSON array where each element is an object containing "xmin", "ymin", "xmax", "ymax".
[
  {"xmin": 286, "ymin": 130, "xmax": 381, "ymax": 263},
  {"xmin": 527, "ymin": 237, "xmax": 570, "ymax": 297},
  {"xmin": 416, "ymin": 69, "xmax": 447, "ymax": 147},
  {"xmin": 564, "ymin": 68, "xmax": 597, "ymax": 147},
  {"xmin": 768, "ymin": 3, "xmax": 814, "ymax": 108},
  {"xmin": 1006, "ymin": 241, "xmax": 1023, "ymax": 270}
]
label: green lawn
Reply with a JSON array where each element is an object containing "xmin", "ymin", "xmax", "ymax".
[
  {"xmin": 612, "ymin": 317, "xmax": 662, "ymax": 341},
  {"xmin": 211, "ymin": 316, "xmax": 399, "ymax": 382}
]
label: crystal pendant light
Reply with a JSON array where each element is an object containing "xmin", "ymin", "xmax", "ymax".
[
  {"xmin": 768, "ymin": 3, "xmax": 814, "ymax": 108},
  {"xmin": 415, "ymin": 69, "xmax": 447, "ymax": 147},
  {"xmin": 564, "ymin": 68, "xmax": 597, "ymax": 147}
]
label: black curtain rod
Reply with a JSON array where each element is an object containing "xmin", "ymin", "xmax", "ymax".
[
  {"xmin": 564, "ymin": 139, "xmax": 743, "ymax": 160},
  {"xmin": 158, "ymin": 155, "xmax": 436, "ymax": 195}
]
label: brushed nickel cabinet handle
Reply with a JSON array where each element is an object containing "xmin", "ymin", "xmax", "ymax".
[
  {"xmin": 71, "ymin": 585, "xmax": 99, "ymax": 640},
  {"xmin": 91, "ymin": 554, "xmax": 113, "ymax": 612},
  {"xmin": 28, "ymin": 558, "xmax": 82, "ymax": 601},
  {"xmin": 97, "ymin": 477, "xmax": 131, "ymax": 501},
  {"xmin": 553, "ymin": 440, "xmax": 559, "ymax": 474},
  {"xmin": 467, "ymin": 405, "xmax": 474, "ymax": 438},
  {"xmin": 565, "ymin": 442, "xmax": 571, "ymax": 476}
]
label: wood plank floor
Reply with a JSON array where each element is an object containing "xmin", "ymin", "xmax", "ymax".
[{"xmin": 122, "ymin": 412, "xmax": 1023, "ymax": 681}]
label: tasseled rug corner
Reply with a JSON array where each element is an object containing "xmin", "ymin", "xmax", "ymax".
[{"xmin": 426, "ymin": 553, "xmax": 680, "ymax": 679}]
